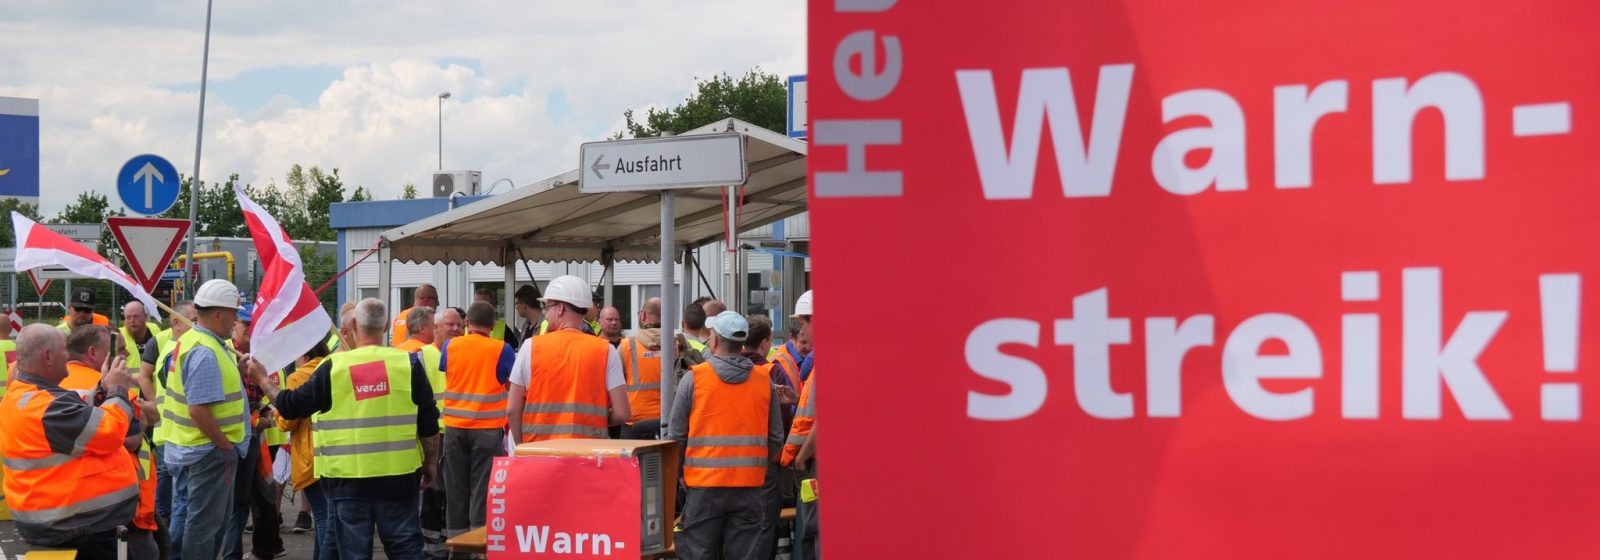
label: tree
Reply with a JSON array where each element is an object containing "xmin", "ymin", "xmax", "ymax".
[
  {"xmin": 0, "ymin": 197, "xmax": 44, "ymax": 246},
  {"xmin": 52, "ymin": 191, "xmax": 126, "ymax": 249},
  {"xmin": 615, "ymin": 69, "xmax": 788, "ymax": 139},
  {"xmin": 349, "ymin": 186, "xmax": 372, "ymax": 202},
  {"xmin": 401, "ymin": 183, "xmax": 419, "ymax": 199}
]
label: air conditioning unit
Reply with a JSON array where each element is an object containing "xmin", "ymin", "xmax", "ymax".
[{"xmin": 432, "ymin": 170, "xmax": 482, "ymax": 198}]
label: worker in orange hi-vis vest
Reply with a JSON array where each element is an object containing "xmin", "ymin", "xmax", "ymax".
[
  {"xmin": 508, "ymin": 275, "xmax": 630, "ymax": 445},
  {"xmin": 390, "ymin": 283, "xmax": 439, "ymax": 346},
  {"xmin": 439, "ymin": 301, "xmax": 516, "ymax": 542},
  {"xmin": 779, "ymin": 290, "xmax": 819, "ymax": 560},
  {"xmin": 668, "ymin": 311, "xmax": 785, "ymax": 560},
  {"xmin": 2, "ymin": 325, "xmax": 141, "ymax": 557}
]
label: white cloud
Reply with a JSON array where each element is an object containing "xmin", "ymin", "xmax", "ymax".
[{"xmin": 0, "ymin": 1, "xmax": 806, "ymax": 214}]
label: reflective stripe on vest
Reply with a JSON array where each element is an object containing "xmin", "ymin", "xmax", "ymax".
[
  {"xmin": 621, "ymin": 337, "xmax": 662, "ymax": 423},
  {"xmin": 132, "ymin": 437, "xmax": 158, "ymax": 530},
  {"xmin": 311, "ymin": 346, "xmax": 421, "ymax": 479},
  {"xmin": 520, "ymin": 330, "xmax": 610, "ymax": 443},
  {"xmin": 441, "ymin": 333, "xmax": 509, "ymax": 429},
  {"xmin": 159, "ymin": 330, "xmax": 247, "ymax": 447},
  {"xmin": 0, "ymin": 377, "xmax": 140, "ymax": 528},
  {"xmin": 684, "ymin": 362, "xmax": 771, "ymax": 488},
  {"xmin": 782, "ymin": 371, "xmax": 816, "ymax": 467},
  {"xmin": 770, "ymin": 349, "xmax": 802, "ymax": 393}
]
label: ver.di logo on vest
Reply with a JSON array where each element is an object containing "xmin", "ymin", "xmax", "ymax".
[{"xmin": 350, "ymin": 361, "xmax": 391, "ymax": 400}]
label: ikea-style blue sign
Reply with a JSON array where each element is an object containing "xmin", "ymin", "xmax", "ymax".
[
  {"xmin": 0, "ymin": 97, "xmax": 41, "ymax": 202},
  {"xmin": 118, "ymin": 154, "xmax": 181, "ymax": 215}
]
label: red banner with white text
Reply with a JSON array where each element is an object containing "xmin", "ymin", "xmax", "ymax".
[
  {"xmin": 809, "ymin": 1, "xmax": 1600, "ymax": 557},
  {"xmin": 485, "ymin": 456, "xmax": 640, "ymax": 559}
]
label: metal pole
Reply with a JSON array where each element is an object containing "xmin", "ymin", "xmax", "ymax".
[
  {"xmin": 438, "ymin": 96, "xmax": 443, "ymax": 170},
  {"xmin": 184, "ymin": 0, "xmax": 214, "ymax": 299},
  {"xmin": 658, "ymin": 191, "xmax": 677, "ymax": 436}
]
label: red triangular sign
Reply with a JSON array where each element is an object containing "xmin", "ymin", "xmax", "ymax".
[
  {"xmin": 107, "ymin": 217, "xmax": 193, "ymax": 293},
  {"xmin": 24, "ymin": 269, "xmax": 52, "ymax": 298}
]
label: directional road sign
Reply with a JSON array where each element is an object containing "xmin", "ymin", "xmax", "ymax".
[
  {"xmin": 117, "ymin": 154, "xmax": 181, "ymax": 215},
  {"xmin": 106, "ymin": 216, "xmax": 191, "ymax": 293},
  {"xmin": 787, "ymin": 75, "xmax": 807, "ymax": 139},
  {"xmin": 579, "ymin": 133, "xmax": 746, "ymax": 193},
  {"xmin": 45, "ymin": 223, "xmax": 102, "ymax": 244}
]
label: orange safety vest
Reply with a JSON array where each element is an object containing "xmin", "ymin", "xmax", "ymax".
[
  {"xmin": 130, "ymin": 387, "xmax": 157, "ymax": 531},
  {"xmin": 58, "ymin": 362, "xmax": 158, "ymax": 531},
  {"xmin": 394, "ymin": 337, "xmax": 426, "ymax": 353},
  {"xmin": 441, "ymin": 333, "xmax": 510, "ymax": 429},
  {"xmin": 684, "ymin": 361, "xmax": 772, "ymax": 488},
  {"xmin": 619, "ymin": 336, "xmax": 662, "ymax": 424},
  {"xmin": 0, "ymin": 373, "xmax": 139, "ymax": 533},
  {"xmin": 520, "ymin": 330, "xmax": 611, "ymax": 442},
  {"xmin": 390, "ymin": 307, "xmax": 414, "ymax": 347},
  {"xmin": 782, "ymin": 370, "xmax": 816, "ymax": 467},
  {"xmin": 769, "ymin": 347, "xmax": 803, "ymax": 391}
]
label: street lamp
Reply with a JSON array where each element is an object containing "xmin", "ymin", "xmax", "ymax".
[{"xmin": 438, "ymin": 92, "xmax": 451, "ymax": 170}]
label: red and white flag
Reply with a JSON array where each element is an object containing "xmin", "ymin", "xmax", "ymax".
[
  {"xmin": 10, "ymin": 212, "xmax": 162, "ymax": 322},
  {"xmin": 235, "ymin": 183, "xmax": 332, "ymax": 372}
]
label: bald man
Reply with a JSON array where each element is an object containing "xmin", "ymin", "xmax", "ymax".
[
  {"xmin": 703, "ymin": 299, "xmax": 727, "ymax": 317},
  {"xmin": 392, "ymin": 283, "xmax": 440, "ymax": 346},
  {"xmin": 599, "ymin": 307, "xmax": 624, "ymax": 347},
  {"xmin": 120, "ymin": 301, "xmax": 160, "ymax": 361}
]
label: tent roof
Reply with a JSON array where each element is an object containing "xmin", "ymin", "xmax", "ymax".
[{"xmin": 381, "ymin": 118, "xmax": 806, "ymax": 265}]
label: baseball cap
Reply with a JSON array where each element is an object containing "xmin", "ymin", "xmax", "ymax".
[
  {"xmin": 707, "ymin": 311, "xmax": 749, "ymax": 342},
  {"xmin": 69, "ymin": 287, "xmax": 96, "ymax": 309},
  {"xmin": 238, "ymin": 303, "xmax": 255, "ymax": 322}
]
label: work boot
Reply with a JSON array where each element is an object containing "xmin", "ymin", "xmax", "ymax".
[{"xmin": 292, "ymin": 511, "xmax": 312, "ymax": 534}]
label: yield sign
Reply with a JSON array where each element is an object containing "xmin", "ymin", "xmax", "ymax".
[
  {"xmin": 107, "ymin": 216, "xmax": 192, "ymax": 293},
  {"xmin": 24, "ymin": 269, "xmax": 52, "ymax": 298}
]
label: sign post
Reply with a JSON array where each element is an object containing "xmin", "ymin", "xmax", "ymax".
[{"xmin": 579, "ymin": 133, "xmax": 746, "ymax": 434}]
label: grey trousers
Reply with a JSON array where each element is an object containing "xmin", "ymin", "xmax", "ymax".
[
  {"xmin": 442, "ymin": 427, "xmax": 505, "ymax": 535},
  {"xmin": 676, "ymin": 487, "xmax": 766, "ymax": 560}
]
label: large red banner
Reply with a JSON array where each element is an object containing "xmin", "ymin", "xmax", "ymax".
[
  {"xmin": 485, "ymin": 456, "xmax": 640, "ymax": 559},
  {"xmin": 809, "ymin": 1, "xmax": 1600, "ymax": 557}
]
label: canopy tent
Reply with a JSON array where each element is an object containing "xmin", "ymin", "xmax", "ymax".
[
  {"xmin": 375, "ymin": 117, "xmax": 808, "ymax": 433},
  {"xmin": 379, "ymin": 117, "xmax": 808, "ymax": 265}
]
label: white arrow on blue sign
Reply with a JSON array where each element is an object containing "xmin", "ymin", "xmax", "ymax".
[{"xmin": 117, "ymin": 154, "xmax": 181, "ymax": 215}]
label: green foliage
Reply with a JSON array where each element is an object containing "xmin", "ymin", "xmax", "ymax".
[
  {"xmin": 0, "ymin": 197, "xmax": 44, "ymax": 246},
  {"xmin": 615, "ymin": 69, "xmax": 787, "ymax": 139},
  {"xmin": 401, "ymin": 183, "xmax": 419, "ymax": 199}
]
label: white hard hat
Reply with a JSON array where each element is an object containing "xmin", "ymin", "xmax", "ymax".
[
  {"xmin": 791, "ymin": 290, "xmax": 813, "ymax": 317},
  {"xmin": 194, "ymin": 279, "xmax": 241, "ymax": 310},
  {"xmin": 539, "ymin": 275, "xmax": 593, "ymax": 309}
]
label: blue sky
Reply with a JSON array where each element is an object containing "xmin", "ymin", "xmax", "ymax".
[{"xmin": 0, "ymin": 2, "xmax": 805, "ymax": 215}]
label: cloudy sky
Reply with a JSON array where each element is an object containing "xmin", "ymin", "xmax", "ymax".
[{"xmin": 0, "ymin": 1, "xmax": 806, "ymax": 216}]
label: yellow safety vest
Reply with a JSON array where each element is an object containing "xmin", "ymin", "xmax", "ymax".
[
  {"xmin": 160, "ymin": 330, "xmax": 247, "ymax": 447},
  {"xmin": 120, "ymin": 325, "xmax": 161, "ymax": 362},
  {"xmin": 312, "ymin": 346, "xmax": 421, "ymax": 479},
  {"xmin": 416, "ymin": 344, "xmax": 445, "ymax": 431},
  {"xmin": 0, "ymin": 339, "xmax": 15, "ymax": 400},
  {"xmin": 149, "ymin": 333, "xmax": 176, "ymax": 446}
]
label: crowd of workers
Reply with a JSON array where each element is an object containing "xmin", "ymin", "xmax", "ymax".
[{"xmin": 0, "ymin": 275, "xmax": 818, "ymax": 560}]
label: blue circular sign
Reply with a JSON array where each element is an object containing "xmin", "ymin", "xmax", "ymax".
[{"xmin": 117, "ymin": 154, "xmax": 181, "ymax": 215}]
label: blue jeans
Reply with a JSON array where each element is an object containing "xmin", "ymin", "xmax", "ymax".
[
  {"xmin": 305, "ymin": 482, "xmax": 338, "ymax": 560},
  {"xmin": 222, "ymin": 441, "xmax": 261, "ymax": 560},
  {"xmin": 155, "ymin": 445, "xmax": 172, "ymax": 522},
  {"xmin": 169, "ymin": 446, "xmax": 237, "ymax": 560},
  {"xmin": 333, "ymin": 495, "xmax": 424, "ymax": 560}
]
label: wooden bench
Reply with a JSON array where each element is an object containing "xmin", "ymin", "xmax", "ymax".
[{"xmin": 447, "ymin": 510, "xmax": 795, "ymax": 558}]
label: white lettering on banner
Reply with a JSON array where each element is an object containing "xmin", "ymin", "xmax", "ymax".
[
  {"xmin": 487, "ymin": 463, "xmax": 509, "ymax": 552},
  {"xmin": 956, "ymin": 67, "xmax": 1540, "ymax": 198},
  {"xmin": 965, "ymin": 268, "xmax": 1583, "ymax": 423},
  {"xmin": 515, "ymin": 525, "xmax": 625, "ymax": 556},
  {"xmin": 814, "ymin": 0, "xmax": 905, "ymax": 199}
]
